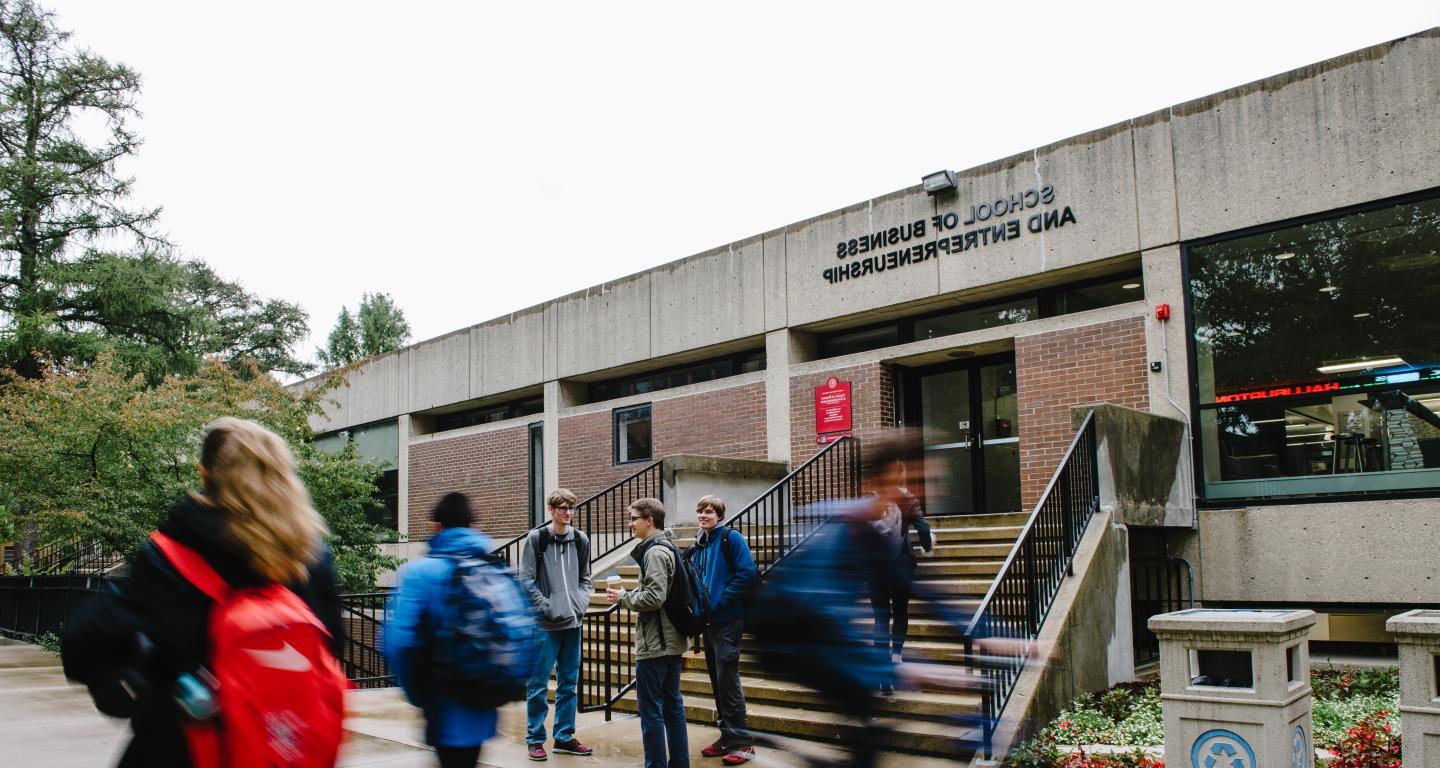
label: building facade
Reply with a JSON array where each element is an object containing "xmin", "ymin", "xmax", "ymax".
[{"xmin": 305, "ymin": 30, "xmax": 1440, "ymax": 641}]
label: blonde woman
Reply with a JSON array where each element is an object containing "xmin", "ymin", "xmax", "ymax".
[{"xmin": 63, "ymin": 417, "xmax": 345, "ymax": 768}]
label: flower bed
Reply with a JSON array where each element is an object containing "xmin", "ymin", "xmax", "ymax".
[{"xmin": 1005, "ymin": 667, "xmax": 1399, "ymax": 768}]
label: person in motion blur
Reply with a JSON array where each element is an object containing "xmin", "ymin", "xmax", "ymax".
[
  {"xmin": 385, "ymin": 492, "xmax": 506, "ymax": 768},
  {"xmin": 62, "ymin": 417, "xmax": 346, "ymax": 768}
]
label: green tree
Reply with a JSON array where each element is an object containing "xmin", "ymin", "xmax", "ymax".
[
  {"xmin": 318, "ymin": 307, "xmax": 361, "ymax": 368},
  {"xmin": 318, "ymin": 292, "xmax": 410, "ymax": 368},
  {"xmin": 0, "ymin": 1, "xmax": 311, "ymax": 380},
  {"xmin": 0, "ymin": 353, "xmax": 397, "ymax": 590}
]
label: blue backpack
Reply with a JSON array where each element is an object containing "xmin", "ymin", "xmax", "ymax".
[{"xmin": 430, "ymin": 553, "xmax": 539, "ymax": 709}]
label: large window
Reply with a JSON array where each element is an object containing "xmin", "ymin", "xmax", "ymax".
[
  {"xmin": 614, "ymin": 404, "xmax": 652, "ymax": 464},
  {"xmin": 817, "ymin": 273, "xmax": 1143, "ymax": 359},
  {"xmin": 434, "ymin": 396, "xmax": 543, "ymax": 433},
  {"xmin": 1188, "ymin": 193, "xmax": 1440, "ymax": 500},
  {"xmin": 313, "ymin": 419, "xmax": 401, "ymax": 532},
  {"xmin": 589, "ymin": 350, "xmax": 765, "ymax": 403}
]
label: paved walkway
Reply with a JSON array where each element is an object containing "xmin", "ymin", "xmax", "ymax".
[{"xmin": 0, "ymin": 638, "xmax": 960, "ymax": 767}]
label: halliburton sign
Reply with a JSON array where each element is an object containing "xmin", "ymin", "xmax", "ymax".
[{"xmin": 815, "ymin": 377, "xmax": 853, "ymax": 436}]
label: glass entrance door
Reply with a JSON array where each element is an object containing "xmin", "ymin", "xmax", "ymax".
[{"xmin": 909, "ymin": 356, "xmax": 1021, "ymax": 515}]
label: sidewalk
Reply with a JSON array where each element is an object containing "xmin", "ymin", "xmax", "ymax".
[{"xmin": 1, "ymin": 637, "xmax": 961, "ymax": 767}]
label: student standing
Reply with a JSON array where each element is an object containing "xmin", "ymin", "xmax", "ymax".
[
  {"xmin": 518, "ymin": 488, "xmax": 594, "ymax": 761},
  {"xmin": 607, "ymin": 498, "xmax": 689, "ymax": 768},
  {"xmin": 385, "ymin": 493, "xmax": 501, "ymax": 768},
  {"xmin": 688, "ymin": 496, "xmax": 758, "ymax": 765}
]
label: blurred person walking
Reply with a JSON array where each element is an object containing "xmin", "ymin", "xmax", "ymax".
[
  {"xmin": 386, "ymin": 492, "xmax": 537, "ymax": 768},
  {"xmin": 686, "ymin": 495, "xmax": 758, "ymax": 765},
  {"xmin": 868, "ymin": 462, "xmax": 933, "ymax": 691},
  {"xmin": 607, "ymin": 497, "xmax": 689, "ymax": 768},
  {"xmin": 62, "ymin": 417, "xmax": 347, "ymax": 768},
  {"xmin": 517, "ymin": 488, "xmax": 594, "ymax": 761},
  {"xmin": 748, "ymin": 430, "xmax": 996, "ymax": 768}
]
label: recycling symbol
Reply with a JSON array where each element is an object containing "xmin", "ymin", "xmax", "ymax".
[
  {"xmin": 1190, "ymin": 729, "xmax": 1255, "ymax": 768},
  {"xmin": 1292, "ymin": 725, "xmax": 1308, "ymax": 768}
]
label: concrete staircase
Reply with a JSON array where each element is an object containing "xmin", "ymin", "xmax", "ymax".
[{"xmin": 581, "ymin": 513, "xmax": 1027, "ymax": 755}]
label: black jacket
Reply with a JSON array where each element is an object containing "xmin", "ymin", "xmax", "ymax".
[{"xmin": 61, "ymin": 496, "xmax": 345, "ymax": 767}]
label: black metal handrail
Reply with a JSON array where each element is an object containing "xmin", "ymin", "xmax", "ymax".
[
  {"xmin": 718, "ymin": 436, "xmax": 860, "ymax": 577},
  {"xmin": 964, "ymin": 410, "xmax": 1099, "ymax": 756},
  {"xmin": 0, "ymin": 573, "xmax": 111, "ymax": 638},
  {"xmin": 577, "ymin": 438, "xmax": 861, "ymax": 718},
  {"xmin": 14, "ymin": 538, "xmax": 122, "ymax": 576},
  {"xmin": 491, "ymin": 458, "xmax": 665, "ymax": 568}
]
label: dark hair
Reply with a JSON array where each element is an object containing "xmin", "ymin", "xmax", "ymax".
[
  {"xmin": 431, "ymin": 492, "xmax": 475, "ymax": 529},
  {"xmin": 629, "ymin": 497, "xmax": 666, "ymax": 530},
  {"xmin": 861, "ymin": 428, "xmax": 922, "ymax": 482},
  {"xmin": 696, "ymin": 494, "xmax": 726, "ymax": 519}
]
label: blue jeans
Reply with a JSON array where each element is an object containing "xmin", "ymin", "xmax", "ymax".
[
  {"xmin": 526, "ymin": 627, "xmax": 581, "ymax": 745},
  {"xmin": 636, "ymin": 655, "xmax": 689, "ymax": 768}
]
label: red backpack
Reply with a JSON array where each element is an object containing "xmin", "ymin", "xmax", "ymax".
[{"xmin": 151, "ymin": 531, "xmax": 348, "ymax": 768}]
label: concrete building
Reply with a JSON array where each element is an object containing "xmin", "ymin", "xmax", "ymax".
[{"xmin": 302, "ymin": 29, "xmax": 1440, "ymax": 648}]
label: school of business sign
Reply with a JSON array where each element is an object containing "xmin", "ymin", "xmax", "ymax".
[{"xmin": 822, "ymin": 183, "xmax": 1078, "ymax": 286}]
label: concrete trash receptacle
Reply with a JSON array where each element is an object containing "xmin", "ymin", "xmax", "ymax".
[
  {"xmin": 1385, "ymin": 609, "xmax": 1440, "ymax": 767},
  {"xmin": 1149, "ymin": 608, "xmax": 1316, "ymax": 768}
]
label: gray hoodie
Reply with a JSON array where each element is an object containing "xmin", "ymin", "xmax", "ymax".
[{"xmin": 518, "ymin": 525, "xmax": 593, "ymax": 631}]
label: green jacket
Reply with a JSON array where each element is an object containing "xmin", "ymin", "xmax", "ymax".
[{"xmin": 620, "ymin": 530, "xmax": 688, "ymax": 660}]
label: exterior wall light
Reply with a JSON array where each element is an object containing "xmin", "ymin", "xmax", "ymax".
[{"xmin": 922, "ymin": 170, "xmax": 957, "ymax": 195}]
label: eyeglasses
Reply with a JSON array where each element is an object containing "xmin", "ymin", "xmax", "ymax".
[
  {"xmin": 628, "ymin": 515, "xmax": 645, "ymax": 521},
  {"xmin": 552, "ymin": 505, "xmax": 574, "ymax": 511}
]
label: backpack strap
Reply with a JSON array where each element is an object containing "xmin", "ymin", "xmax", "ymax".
[{"xmin": 150, "ymin": 531, "xmax": 232, "ymax": 602}]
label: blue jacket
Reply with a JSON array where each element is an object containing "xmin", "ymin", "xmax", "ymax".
[
  {"xmin": 688, "ymin": 526, "xmax": 758, "ymax": 624},
  {"xmin": 384, "ymin": 527, "xmax": 500, "ymax": 748}
]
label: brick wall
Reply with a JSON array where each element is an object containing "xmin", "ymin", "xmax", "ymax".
[
  {"xmin": 557, "ymin": 381, "xmax": 768, "ymax": 501},
  {"xmin": 407, "ymin": 424, "xmax": 533, "ymax": 542},
  {"xmin": 1015, "ymin": 316, "xmax": 1149, "ymax": 508},
  {"xmin": 789, "ymin": 362, "xmax": 897, "ymax": 467}
]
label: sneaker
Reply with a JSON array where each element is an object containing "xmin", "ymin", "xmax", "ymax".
[
  {"xmin": 722, "ymin": 746, "xmax": 756, "ymax": 765},
  {"xmin": 553, "ymin": 739, "xmax": 593, "ymax": 756},
  {"xmin": 528, "ymin": 744, "xmax": 548, "ymax": 761},
  {"xmin": 879, "ymin": 682, "xmax": 895, "ymax": 696},
  {"xmin": 701, "ymin": 740, "xmax": 730, "ymax": 758}
]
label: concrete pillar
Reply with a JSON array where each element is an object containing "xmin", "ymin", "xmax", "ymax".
[
  {"xmin": 1386, "ymin": 609, "xmax": 1440, "ymax": 767},
  {"xmin": 765, "ymin": 329, "xmax": 816, "ymax": 465},
  {"xmin": 544, "ymin": 380, "xmax": 587, "ymax": 492},
  {"xmin": 396, "ymin": 414, "xmax": 411, "ymax": 539},
  {"xmin": 1150, "ymin": 608, "xmax": 1317, "ymax": 768}
]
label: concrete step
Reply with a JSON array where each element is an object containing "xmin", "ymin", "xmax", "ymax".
[
  {"xmin": 931, "ymin": 542, "xmax": 1014, "ymax": 559},
  {"xmin": 930, "ymin": 525, "xmax": 1022, "ymax": 544},
  {"xmin": 912, "ymin": 559, "xmax": 1005, "ymax": 577},
  {"xmin": 611, "ymin": 692, "xmax": 979, "ymax": 756},
  {"xmin": 674, "ymin": 671, "xmax": 980, "ymax": 719},
  {"xmin": 925, "ymin": 512, "xmax": 1029, "ymax": 529}
]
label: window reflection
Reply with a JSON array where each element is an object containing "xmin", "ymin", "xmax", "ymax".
[{"xmin": 1189, "ymin": 195, "xmax": 1440, "ymax": 499}]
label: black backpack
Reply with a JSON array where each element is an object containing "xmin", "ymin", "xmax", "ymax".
[{"xmin": 639, "ymin": 538, "xmax": 709, "ymax": 638}]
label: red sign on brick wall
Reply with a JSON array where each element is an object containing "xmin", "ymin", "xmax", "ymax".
[{"xmin": 815, "ymin": 377, "xmax": 853, "ymax": 435}]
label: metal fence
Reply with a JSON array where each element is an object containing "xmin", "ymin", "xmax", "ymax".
[
  {"xmin": 0, "ymin": 573, "xmax": 112, "ymax": 638},
  {"xmin": 1130, "ymin": 557, "xmax": 1194, "ymax": 666},
  {"xmin": 964, "ymin": 410, "xmax": 1099, "ymax": 756},
  {"xmin": 338, "ymin": 591, "xmax": 393, "ymax": 688}
]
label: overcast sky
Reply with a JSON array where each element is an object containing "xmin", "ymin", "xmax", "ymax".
[{"xmin": 38, "ymin": 1, "xmax": 1440, "ymax": 370}]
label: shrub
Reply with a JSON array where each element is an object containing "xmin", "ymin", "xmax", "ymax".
[
  {"xmin": 1328, "ymin": 710, "xmax": 1400, "ymax": 768},
  {"xmin": 1314, "ymin": 693, "xmax": 1399, "ymax": 749}
]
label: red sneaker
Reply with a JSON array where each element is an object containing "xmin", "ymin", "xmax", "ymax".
[
  {"xmin": 528, "ymin": 744, "xmax": 548, "ymax": 761},
  {"xmin": 553, "ymin": 739, "xmax": 593, "ymax": 756},
  {"xmin": 701, "ymin": 740, "xmax": 729, "ymax": 758},
  {"xmin": 723, "ymin": 746, "xmax": 756, "ymax": 765}
]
